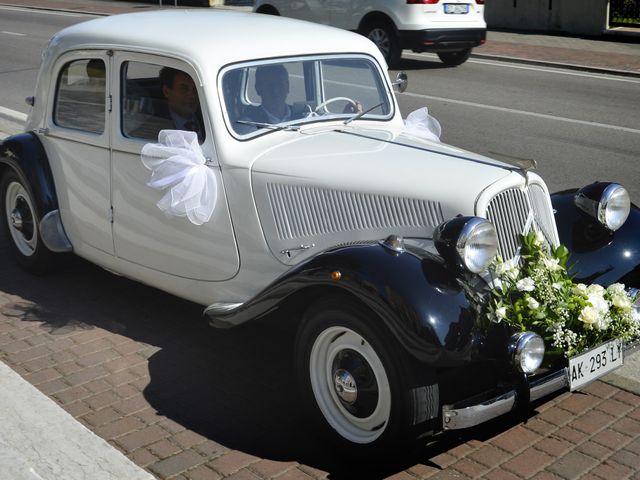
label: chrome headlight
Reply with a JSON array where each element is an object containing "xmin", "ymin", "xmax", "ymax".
[
  {"xmin": 508, "ymin": 332, "xmax": 545, "ymax": 374},
  {"xmin": 434, "ymin": 216, "xmax": 498, "ymax": 274},
  {"xmin": 575, "ymin": 183, "xmax": 630, "ymax": 231}
]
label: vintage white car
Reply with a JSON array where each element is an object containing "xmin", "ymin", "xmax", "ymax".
[{"xmin": 1, "ymin": 10, "xmax": 639, "ymax": 452}]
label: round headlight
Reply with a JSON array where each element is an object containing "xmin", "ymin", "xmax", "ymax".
[
  {"xmin": 575, "ymin": 182, "xmax": 630, "ymax": 232},
  {"xmin": 599, "ymin": 184, "xmax": 630, "ymax": 231},
  {"xmin": 457, "ymin": 218, "xmax": 498, "ymax": 273},
  {"xmin": 434, "ymin": 217, "xmax": 498, "ymax": 274},
  {"xmin": 509, "ymin": 332, "xmax": 545, "ymax": 374}
]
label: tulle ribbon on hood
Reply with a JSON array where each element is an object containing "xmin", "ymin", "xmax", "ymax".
[{"xmin": 404, "ymin": 107, "xmax": 442, "ymax": 142}]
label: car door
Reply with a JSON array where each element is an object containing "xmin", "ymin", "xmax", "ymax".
[
  {"xmin": 287, "ymin": 0, "xmax": 332, "ymax": 24},
  {"xmin": 42, "ymin": 51, "xmax": 114, "ymax": 255},
  {"xmin": 110, "ymin": 52, "xmax": 239, "ymax": 281}
]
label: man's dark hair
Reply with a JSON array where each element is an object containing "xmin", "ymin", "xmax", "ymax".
[{"xmin": 159, "ymin": 67, "xmax": 181, "ymax": 88}]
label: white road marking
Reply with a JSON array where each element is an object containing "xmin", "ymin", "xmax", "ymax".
[
  {"xmin": 400, "ymin": 91, "xmax": 640, "ymax": 135},
  {"xmin": 0, "ymin": 5, "xmax": 85, "ymax": 17},
  {"xmin": 404, "ymin": 52, "xmax": 640, "ymax": 85},
  {"xmin": 1, "ymin": 31, "xmax": 25, "ymax": 36}
]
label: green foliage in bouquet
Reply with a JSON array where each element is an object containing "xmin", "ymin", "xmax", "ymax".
[{"xmin": 483, "ymin": 231, "xmax": 640, "ymax": 357}]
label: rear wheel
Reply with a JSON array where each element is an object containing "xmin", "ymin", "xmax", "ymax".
[
  {"xmin": 362, "ymin": 22, "xmax": 401, "ymax": 68},
  {"xmin": 437, "ymin": 48, "xmax": 472, "ymax": 66},
  {"xmin": 1, "ymin": 169, "xmax": 53, "ymax": 273},
  {"xmin": 295, "ymin": 298, "xmax": 415, "ymax": 453}
]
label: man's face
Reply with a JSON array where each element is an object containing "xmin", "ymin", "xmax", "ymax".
[
  {"xmin": 163, "ymin": 72, "xmax": 198, "ymax": 118},
  {"xmin": 256, "ymin": 68, "xmax": 289, "ymax": 105}
]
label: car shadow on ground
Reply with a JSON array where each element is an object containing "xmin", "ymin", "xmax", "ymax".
[
  {"xmin": 392, "ymin": 56, "xmax": 454, "ymax": 72},
  {"xmin": 0, "ymin": 235, "xmax": 559, "ymax": 479}
]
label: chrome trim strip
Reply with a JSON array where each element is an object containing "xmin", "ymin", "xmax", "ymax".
[
  {"xmin": 442, "ymin": 369, "xmax": 569, "ymax": 430},
  {"xmin": 530, "ymin": 369, "xmax": 568, "ymax": 402},
  {"xmin": 442, "ymin": 391, "xmax": 515, "ymax": 430}
]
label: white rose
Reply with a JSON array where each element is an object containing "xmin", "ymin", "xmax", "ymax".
[
  {"xmin": 534, "ymin": 230, "xmax": 545, "ymax": 246},
  {"xmin": 587, "ymin": 292, "xmax": 609, "ymax": 315},
  {"xmin": 552, "ymin": 282, "xmax": 563, "ymax": 291},
  {"xmin": 587, "ymin": 284, "xmax": 605, "ymax": 295},
  {"xmin": 579, "ymin": 306, "xmax": 599, "ymax": 327},
  {"xmin": 527, "ymin": 297, "xmax": 540, "ymax": 310},
  {"xmin": 612, "ymin": 294, "xmax": 632, "ymax": 309},
  {"xmin": 607, "ymin": 283, "xmax": 626, "ymax": 295},
  {"xmin": 572, "ymin": 283, "xmax": 588, "ymax": 296},
  {"xmin": 495, "ymin": 307, "xmax": 507, "ymax": 321},
  {"xmin": 516, "ymin": 277, "xmax": 535, "ymax": 292},
  {"xmin": 542, "ymin": 257, "xmax": 561, "ymax": 271}
]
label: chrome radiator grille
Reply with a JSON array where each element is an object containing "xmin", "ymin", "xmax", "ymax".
[
  {"xmin": 267, "ymin": 183, "xmax": 444, "ymax": 241},
  {"xmin": 485, "ymin": 185, "xmax": 559, "ymax": 260}
]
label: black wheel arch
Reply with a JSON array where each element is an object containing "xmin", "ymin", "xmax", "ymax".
[
  {"xmin": 358, "ymin": 11, "xmax": 398, "ymax": 35},
  {"xmin": 551, "ymin": 189, "xmax": 640, "ymax": 288},
  {"xmin": 0, "ymin": 133, "xmax": 59, "ymax": 218},
  {"xmin": 207, "ymin": 242, "xmax": 481, "ymax": 368}
]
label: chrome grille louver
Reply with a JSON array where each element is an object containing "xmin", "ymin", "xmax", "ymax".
[
  {"xmin": 266, "ymin": 183, "xmax": 444, "ymax": 241},
  {"xmin": 484, "ymin": 183, "xmax": 559, "ymax": 260}
]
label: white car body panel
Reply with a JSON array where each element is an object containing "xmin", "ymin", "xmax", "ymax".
[{"xmin": 20, "ymin": 10, "xmax": 550, "ymax": 309}]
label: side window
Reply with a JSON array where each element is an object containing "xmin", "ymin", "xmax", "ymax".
[
  {"xmin": 121, "ymin": 62, "xmax": 205, "ymax": 143},
  {"xmin": 53, "ymin": 58, "xmax": 106, "ymax": 134}
]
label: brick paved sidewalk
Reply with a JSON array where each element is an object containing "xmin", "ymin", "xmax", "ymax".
[{"xmin": 1, "ymin": 232, "xmax": 640, "ymax": 479}]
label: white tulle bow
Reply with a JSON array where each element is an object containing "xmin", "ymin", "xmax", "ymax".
[
  {"xmin": 141, "ymin": 130, "xmax": 217, "ymax": 225},
  {"xmin": 404, "ymin": 107, "xmax": 442, "ymax": 142}
]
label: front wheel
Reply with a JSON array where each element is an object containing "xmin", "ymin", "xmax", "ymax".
[
  {"xmin": 1, "ymin": 169, "xmax": 53, "ymax": 273},
  {"xmin": 295, "ymin": 298, "xmax": 415, "ymax": 452},
  {"xmin": 437, "ymin": 49, "xmax": 472, "ymax": 66}
]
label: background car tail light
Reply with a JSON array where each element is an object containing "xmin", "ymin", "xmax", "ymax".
[
  {"xmin": 476, "ymin": 0, "xmax": 485, "ymax": 4},
  {"xmin": 407, "ymin": 1, "xmax": 440, "ymax": 4}
]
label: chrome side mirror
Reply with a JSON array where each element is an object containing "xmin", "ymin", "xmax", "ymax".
[{"xmin": 392, "ymin": 72, "xmax": 408, "ymax": 93}]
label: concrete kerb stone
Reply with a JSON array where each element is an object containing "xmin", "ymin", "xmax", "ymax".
[
  {"xmin": 0, "ymin": 106, "xmax": 27, "ymax": 125},
  {"xmin": 470, "ymin": 52, "xmax": 640, "ymax": 78}
]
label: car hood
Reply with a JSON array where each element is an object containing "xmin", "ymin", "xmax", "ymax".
[{"xmin": 251, "ymin": 126, "xmax": 519, "ymax": 264}]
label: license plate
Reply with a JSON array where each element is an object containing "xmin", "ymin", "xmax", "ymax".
[
  {"xmin": 568, "ymin": 338, "xmax": 623, "ymax": 391},
  {"xmin": 444, "ymin": 3, "xmax": 470, "ymax": 14}
]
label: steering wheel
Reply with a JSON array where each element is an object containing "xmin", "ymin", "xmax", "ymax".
[{"xmin": 313, "ymin": 96, "xmax": 358, "ymax": 115}]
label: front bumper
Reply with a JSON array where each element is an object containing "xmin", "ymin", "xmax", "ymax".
[
  {"xmin": 399, "ymin": 28, "xmax": 486, "ymax": 53},
  {"xmin": 442, "ymin": 368, "xmax": 567, "ymax": 430}
]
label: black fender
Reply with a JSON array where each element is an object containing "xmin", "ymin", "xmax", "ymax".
[
  {"xmin": 0, "ymin": 133, "xmax": 58, "ymax": 217},
  {"xmin": 207, "ymin": 242, "xmax": 481, "ymax": 367},
  {"xmin": 552, "ymin": 190, "xmax": 640, "ymax": 288}
]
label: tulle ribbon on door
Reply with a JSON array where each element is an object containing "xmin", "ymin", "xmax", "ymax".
[{"xmin": 141, "ymin": 130, "xmax": 217, "ymax": 226}]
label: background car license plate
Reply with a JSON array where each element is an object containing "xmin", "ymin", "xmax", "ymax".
[
  {"xmin": 568, "ymin": 338, "xmax": 623, "ymax": 391},
  {"xmin": 444, "ymin": 4, "xmax": 470, "ymax": 14}
]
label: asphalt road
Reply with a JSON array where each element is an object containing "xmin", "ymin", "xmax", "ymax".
[{"xmin": 1, "ymin": 5, "xmax": 639, "ymax": 203}]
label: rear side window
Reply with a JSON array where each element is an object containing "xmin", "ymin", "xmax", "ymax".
[{"xmin": 53, "ymin": 58, "xmax": 106, "ymax": 134}]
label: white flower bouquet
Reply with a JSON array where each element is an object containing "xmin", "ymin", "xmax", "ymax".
[{"xmin": 484, "ymin": 231, "xmax": 640, "ymax": 357}]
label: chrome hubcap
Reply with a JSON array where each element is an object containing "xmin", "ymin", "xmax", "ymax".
[
  {"xmin": 10, "ymin": 208, "xmax": 23, "ymax": 230},
  {"xmin": 4, "ymin": 181, "xmax": 37, "ymax": 257},
  {"xmin": 334, "ymin": 369, "xmax": 357, "ymax": 404},
  {"xmin": 309, "ymin": 326, "xmax": 391, "ymax": 444}
]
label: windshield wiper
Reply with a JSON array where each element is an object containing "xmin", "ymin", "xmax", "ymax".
[
  {"xmin": 236, "ymin": 120, "xmax": 300, "ymax": 132},
  {"xmin": 343, "ymin": 102, "xmax": 384, "ymax": 125}
]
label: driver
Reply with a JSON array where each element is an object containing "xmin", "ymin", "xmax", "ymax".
[{"xmin": 244, "ymin": 64, "xmax": 292, "ymax": 125}]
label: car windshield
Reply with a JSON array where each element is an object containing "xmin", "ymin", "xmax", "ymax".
[{"xmin": 221, "ymin": 55, "xmax": 393, "ymax": 138}]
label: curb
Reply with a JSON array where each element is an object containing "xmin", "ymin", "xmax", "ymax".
[
  {"xmin": 470, "ymin": 52, "xmax": 640, "ymax": 78},
  {"xmin": 0, "ymin": 106, "xmax": 27, "ymax": 124}
]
